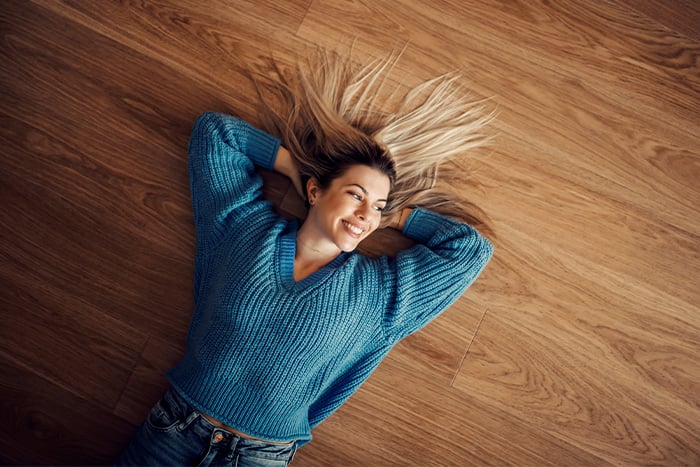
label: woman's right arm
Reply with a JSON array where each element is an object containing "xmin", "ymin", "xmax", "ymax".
[{"xmin": 188, "ymin": 112, "xmax": 281, "ymax": 248}]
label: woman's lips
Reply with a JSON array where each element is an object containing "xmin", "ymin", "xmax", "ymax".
[{"xmin": 342, "ymin": 220, "xmax": 364, "ymax": 238}]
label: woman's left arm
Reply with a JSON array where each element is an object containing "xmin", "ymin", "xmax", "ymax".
[{"xmin": 380, "ymin": 208, "xmax": 494, "ymax": 343}]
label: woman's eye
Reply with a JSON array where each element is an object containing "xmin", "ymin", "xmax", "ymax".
[
  {"xmin": 374, "ymin": 205, "xmax": 385, "ymax": 212},
  {"xmin": 351, "ymin": 193, "xmax": 362, "ymax": 200}
]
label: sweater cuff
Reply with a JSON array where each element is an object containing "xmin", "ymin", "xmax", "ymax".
[
  {"xmin": 245, "ymin": 125, "xmax": 281, "ymax": 171},
  {"xmin": 402, "ymin": 207, "xmax": 461, "ymax": 243}
]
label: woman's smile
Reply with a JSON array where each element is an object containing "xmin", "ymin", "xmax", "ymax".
[
  {"xmin": 342, "ymin": 219, "xmax": 365, "ymax": 237},
  {"xmin": 299, "ymin": 164, "xmax": 392, "ymax": 255}
]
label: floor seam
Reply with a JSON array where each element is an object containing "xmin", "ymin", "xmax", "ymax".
[{"xmin": 450, "ymin": 308, "xmax": 488, "ymax": 387}]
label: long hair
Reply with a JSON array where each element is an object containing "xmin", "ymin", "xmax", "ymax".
[{"xmin": 251, "ymin": 49, "xmax": 495, "ymax": 234}]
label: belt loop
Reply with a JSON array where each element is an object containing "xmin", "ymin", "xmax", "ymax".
[
  {"xmin": 289, "ymin": 442, "xmax": 298, "ymax": 463},
  {"xmin": 177, "ymin": 409, "xmax": 200, "ymax": 431},
  {"xmin": 225, "ymin": 435, "xmax": 240, "ymax": 462}
]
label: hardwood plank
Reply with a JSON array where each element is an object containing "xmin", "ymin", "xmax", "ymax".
[
  {"xmin": 385, "ymin": 301, "xmax": 485, "ymax": 384},
  {"xmin": 300, "ymin": 0, "xmax": 699, "ymax": 119},
  {"xmin": 454, "ymin": 310, "xmax": 700, "ymax": 465},
  {"xmin": 294, "ymin": 357, "xmax": 605, "ymax": 465},
  {"xmin": 452, "ymin": 222, "xmax": 700, "ymax": 464},
  {"xmin": 1, "ymin": 136, "xmax": 151, "ymax": 405},
  {"xmin": 113, "ymin": 335, "xmax": 185, "ymax": 426},
  {"xmin": 0, "ymin": 355, "xmax": 135, "ymax": 465},
  {"xmin": 2, "ymin": 2, "xmax": 206, "ymax": 341},
  {"xmin": 0, "ymin": 254, "xmax": 147, "ymax": 407},
  {"xmin": 615, "ymin": 0, "xmax": 700, "ymax": 41},
  {"xmin": 0, "ymin": 114, "xmax": 194, "ymax": 335},
  {"xmin": 464, "ymin": 146, "xmax": 700, "ymax": 310},
  {"xmin": 33, "ymin": 0, "xmax": 313, "ymax": 118}
]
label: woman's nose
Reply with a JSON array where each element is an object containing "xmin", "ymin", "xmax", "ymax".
[{"xmin": 355, "ymin": 205, "xmax": 369, "ymax": 220}]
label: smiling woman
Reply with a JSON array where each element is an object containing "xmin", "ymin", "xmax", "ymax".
[
  {"xmin": 116, "ymin": 50, "xmax": 495, "ymax": 466},
  {"xmin": 297, "ymin": 165, "xmax": 393, "ymax": 275},
  {"xmin": 255, "ymin": 49, "xmax": 495, "ymax": 234}
]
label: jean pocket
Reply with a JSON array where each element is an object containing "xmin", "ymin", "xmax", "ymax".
[
  {"xmin": 145, "ymin": 394, "xmax": 183, "ymax": 433},
  {"xmin": 236, "ymin": 442, "xmax": 296, "ymax": 465}
]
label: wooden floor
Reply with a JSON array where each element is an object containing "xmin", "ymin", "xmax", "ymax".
[{"xmin": 2, "ymin": 0, "xmax": 699, "ymax": 464}]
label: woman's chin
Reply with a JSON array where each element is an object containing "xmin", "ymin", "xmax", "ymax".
[{"xmin": 336, "ymin": 237, "xmax": 361, "ymax": 252}]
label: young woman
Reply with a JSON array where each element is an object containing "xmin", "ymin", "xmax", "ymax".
[{"xmin": 116, "ymin": 51, "xmax": 494, "ymax": 466}]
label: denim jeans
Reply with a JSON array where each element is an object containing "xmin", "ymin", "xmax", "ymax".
[{"xmin": 115, "ymin": 387, "xmax": 297, "ymax": 466}]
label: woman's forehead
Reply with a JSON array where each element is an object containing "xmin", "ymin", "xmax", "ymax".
[{"xmin": 334, "ymin": 165, "xmax": 391, "ymax": 198}]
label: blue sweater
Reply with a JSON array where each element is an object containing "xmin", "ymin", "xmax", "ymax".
[{"xmin": 167, "ymin": 112, "xmax": 493, "ymax": 445}]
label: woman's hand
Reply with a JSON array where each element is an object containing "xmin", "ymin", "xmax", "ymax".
[
  {"xmin": 389, "ymin": 208, "xmax": 413, "ymax": 230},
  {"xmin": 274, "ymin": 146, "xmax": 305, "ymax": 198}
]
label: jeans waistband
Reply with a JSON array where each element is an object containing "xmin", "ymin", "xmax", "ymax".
[{"xmin": 166, "ymin": 386, "xmax": 297, "ymax": 450}]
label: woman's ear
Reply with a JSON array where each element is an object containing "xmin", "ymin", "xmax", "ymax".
[{"xmin": 306, "ymin": 177, "xmax": 321, "ymax": 206}]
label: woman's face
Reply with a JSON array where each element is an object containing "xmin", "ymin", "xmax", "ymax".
[{"xmin": 306, "ymin": 165, "xmax": 391, "ymax": 252}]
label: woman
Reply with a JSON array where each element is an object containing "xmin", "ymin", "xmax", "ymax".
[{"xmin": 116, "ymin": 51, "xmax": 494, "ymax": 466}]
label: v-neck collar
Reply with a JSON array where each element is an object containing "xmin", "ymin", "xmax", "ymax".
[{"xmin": 278, "ymin": 220, "xmax": 350, "ymax": 290}]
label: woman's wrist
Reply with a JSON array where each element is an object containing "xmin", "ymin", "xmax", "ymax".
[
  {"xmin": 394, "ymin": 208, "xmax": 413, "ymax": 230},
  {"xmin": 273, "ymin": 146, "xmax": 304, "ymax": 197},
  {"xmin": 273, "ymin": 146, "xmax": 293, "ymax": 176}
]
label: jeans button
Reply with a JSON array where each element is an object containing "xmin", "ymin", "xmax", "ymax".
[{"xmin": 213, "ymin": 432, "xmax": 224, "ymax": 443}]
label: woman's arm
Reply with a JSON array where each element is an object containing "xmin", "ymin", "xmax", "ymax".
[
  {"xmin": 380, "ymin": 208, "xmax": 493, "ymax": 343},
  {"xmin": 272, "ymin": 146, "xmax": 304, "ymax": 198},
  {"xmin": 392, "ymin": 208, "xmax": 414, "ymax": 230},
  {"xmin": 188, "ymin": 112, "xmax": 281, "ymax": 248}
]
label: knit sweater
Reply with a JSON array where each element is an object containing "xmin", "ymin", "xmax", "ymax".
[{"xmin": 167, "ymin": 112, "xmax": 493, "ymax": 445}]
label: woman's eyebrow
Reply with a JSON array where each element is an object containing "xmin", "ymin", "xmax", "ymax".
[{"xmin": 346, "ymin": 183, "xmax": 388, "ymax": 203}]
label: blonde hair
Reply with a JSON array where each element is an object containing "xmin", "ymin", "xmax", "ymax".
[{"xmin": 251, "ymin": 49, "xmax": 495, "ymax": 234}]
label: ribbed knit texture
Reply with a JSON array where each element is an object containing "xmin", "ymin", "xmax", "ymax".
[{"xmin": 167, "ymin": 112, "xmax": 494, "ymax": 445}]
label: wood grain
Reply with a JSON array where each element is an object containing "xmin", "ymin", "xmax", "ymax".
[
  {"xmin": 113, "ymin": 335, "xmax": 184, "ymax": 426},
  {"xmin": 615, "ymin": 0, "xmax": 700, "ymax": 42},
  {"xmin": 453, "ymin": 221, "xmax": 699, "ymax": 464},
  {"xmin": 0, "ymin": 356, "xmax": 134, "ymax": 464},
  {"xmin": 294, "ymin": 356, "xmax": 608, "ymax": 466},
  {"xmin": 1, "ymin": 0, "xmax": 699, "ymax": 464},
  {"xmin": 454, "ymin": 309, "xmax": 699, "ymax": 464}
]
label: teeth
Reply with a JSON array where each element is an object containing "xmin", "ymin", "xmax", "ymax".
[{"xmin": 343, "ymin": 221, "xmax": 363, "ymax": 235}]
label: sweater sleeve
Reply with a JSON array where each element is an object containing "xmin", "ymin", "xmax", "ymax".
[
  {"xmin": 380, "ymin": 208, "xmax": 493, "ymax": 343},
  {"xmin": 187, "ymin": 112, "xmax": 281, "ymax": 248}
]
